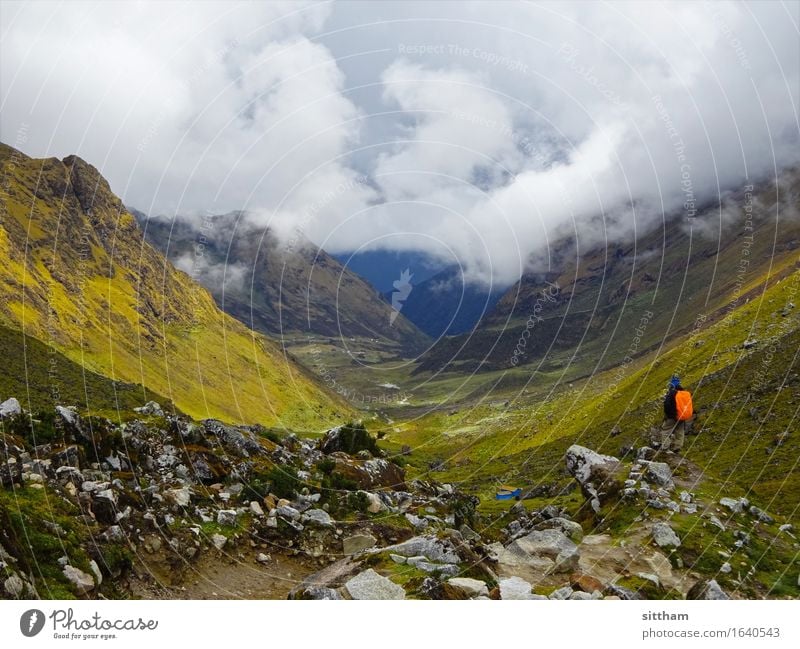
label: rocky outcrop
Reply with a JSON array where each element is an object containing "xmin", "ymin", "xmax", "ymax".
[{"xmin": 565, "ymin": 445, "xmax": 624, "ymax": 513}]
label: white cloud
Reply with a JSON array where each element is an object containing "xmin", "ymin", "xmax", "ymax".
[{"xmin": 3, "ymin": 1, "xmax": 798, "ymax": 288}]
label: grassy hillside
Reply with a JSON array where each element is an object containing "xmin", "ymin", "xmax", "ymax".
[{"xmin": 0, "ymin": 143, "xmax": 350, "ymax": 429}]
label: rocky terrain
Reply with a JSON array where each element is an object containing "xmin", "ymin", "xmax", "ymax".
[{"xmin": 2, "ymin": 396, "xmax": 794, "ymax": 600}]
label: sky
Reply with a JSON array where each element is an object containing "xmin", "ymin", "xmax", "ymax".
[{"xmin": 2, "ymin": 0, "xmax": 799, "ymax": 287}]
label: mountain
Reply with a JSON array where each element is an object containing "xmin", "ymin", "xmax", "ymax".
[
  {"xmin": 387, "ymin": 266, "xmax": 506, "ymax": 338},
  {"xmin": 333, "ymin": 249, "xmax": 441, "ymax": 293},
  {"xmin": 0, "ymin": 143, "xmax": 349, "ymax": 428},
  {"xmin": 414, "ymin": 171, "xmax": 800, "ymax": 376},
  {"xmin": 135, "ymin": 212, "xmax": 428, "ymax": 352}
]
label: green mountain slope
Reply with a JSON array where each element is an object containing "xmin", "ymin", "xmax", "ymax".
[{"xmin": 0, "ymin": 143, "xmax": 350, "ymax": 428}]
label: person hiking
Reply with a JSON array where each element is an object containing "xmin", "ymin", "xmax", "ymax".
[{"xmin": 660, "ymin": 375, "xmax": 693, "ymax": 453}]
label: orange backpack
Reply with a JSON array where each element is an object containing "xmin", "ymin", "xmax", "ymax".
[{"xmin": 675, "ymin": 390, "xmax": 693, "ymax": 421}]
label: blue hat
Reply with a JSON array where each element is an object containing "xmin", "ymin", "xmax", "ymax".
[{"xmin": 670, "ymin": 375, "xmax": 681, "ymax": 388}]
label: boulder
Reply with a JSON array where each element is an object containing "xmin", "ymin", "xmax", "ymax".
[
  {"xmin": 62, "ymin": 565, "xmax": 94, "ymax": 594},
  {"xmin": 216, "ymin": 509, "xmax": 238, "ymax": 527},
  {"xmin": 381, "ymin": 536, "xmax": 460, "ymax": 564},
  {"xmin": 565, "ymin": 445, "xmax": 623, "ymax": 513},
  {"xmin": 499, "ymin": 576, "xmax": 545, "ymax": 600},
  {"xmin": 642, "ymin": 461, "xmax": 674, "ymax": 489},
  {"xmin": 249, "ymin": 501, "xmax": 264, "ymax": 517},
  {"xmin": 444, "ymin": 577, "xmax": 489, "ymax": 599},
  {"xmin": 166, "ymin": 487, "xmax": 192, "ymax": 507},
  {"xmin": 3, "ymin": 574, "xmax": 25, "ymax": 598},
  {"xmin": 331, "ymin": 455, "xmax": 405, "ymax": 490},
  {"xmin": 720, "ymin": 497, "xmax": 748, "ymax": 513},
  {"xmin": 687, "ymin": 579, "xmax": 730, "ymax": 600},
  {"xmin": 288, "ymin": 557, "xmax": 362, "ymax": 599},
  {"xmin": 133, "ymin": 401, "xmax": 164, "ymax": 417},
  {"xmin": 302, "ymin": 508, "xmax": 334, "ymax": 527},
  {"xmin": 203, "ymin": 419, "xmax": 263, "ymax": 458},
  {"xmin": 344, "ymin": 569, "xmax": 405, "ymax": 600},
  {"xmin": 651, "ymin": 522, "xmax": 681, "ymax": 548},
  {"xmin": 0, "ymin": 397, "xmax": 21, "ymax": 418},
  {"xmin": 510, "ymin": 529, "xmax": 580, "ymax": 573},
  {"xmin": 211, "ymin": 534, "xmax": 227, "ymax": 550},
  {"xmin": 533, "ymin": 517, "xmax": 584, "ymax": 541},
  {"xmin": 342, "ymin": 533, "xmax": 377, "ymax": 555},
  {"xmin": 570, "ymin": 572, "xmax": 604, "ymax": 593}
]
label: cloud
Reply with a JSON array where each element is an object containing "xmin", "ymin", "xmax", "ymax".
[{"xmin": 3, "ymin": 1, "xmax": 799, "ymax": 288}]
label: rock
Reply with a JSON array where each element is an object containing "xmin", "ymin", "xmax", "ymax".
[
  {"xmin": 533, "ymin": 517, "xmax": 584, "ymax": 542},
  {"xmin": 288, "ymin": 557, "xmax": 362, "ymax": 599},
  {"xmin": 720, "ymin": 562, "xmax": 732, "ymax": 574},
  {"xmin": 330, "ymin": 455, "xmax": 405, "ymax": 490},
  {"xmin": 133, "ymin": 401, "xmax": 164, "ymax": 417},
  {"xmin": 407, "ymin": 557, "xmax": 459, "ymax": 576},
  {"xmin": 166, "ymin": 487, "xmax": 192, "ymax": 507},
  {"xmin": 295, "ymin": 586, "xmax": 342, "ymax": 600},
  {"xmin": 256, "ymin": 553, "xmax": 271, "ymax": 564},
  {"xmin": 302, "ymin": 508, "xmax": 333, "ymax": 527},
  {"xmin": 720, "ymin": 497, "xmax": 748, "ymax": 513},
  {"xmin": 569, "ymin": 591, "xmax": 595, "ymax": 600},
  {"xmin": 642, "ymin": 461, "xmax": 674, "ymax": 489},
  {"xmin": 444, "ymin": 577, "xmax": 489, "ymax": 599},
  {"xmin": 344, "ymin": 569, "xmax": 405, "ymax": 600},
  {"xmin": 687, "ymin": 579, "xmax": 730, "ymax": 600},
  {"xmin": 570, "ymin": 572, "xmax": 604, "ymax": 593},
  {"xmin": 509, "ymin": 529, "xmax": 580, "ymax": 573},
  {"xmin": 363, "ymin": 491, "xmax": 384, "ymax": 513},
  {"xmin": 389, "ymin": 554, "xmax": 407, "ymax": 564},
  {"xmin": 499, "ymin": 576, "xmax": 545, "ymax": 600},
  {"xmin": 605, "ymin": 583, "xmax": 642, "ymax": 600},
  {"xmin": 549, "ymin": 586, "xmax": 574, "ymax": 600},
  {"xmin": 91, "ymin": 492, "xmax": 117, "ymax": 525},
  {"xmin": 216, "ymin": 509, "xmax": 238, "ymax": 526},
  {"xmin": 565, "ymin": 445, "xmax": 623, "ymax": 513},
  {"xmin": 249, "ymin": 501, "xmax": 264, "ymax": 516},
  {"xmin": 89, "ymin": 560, "xmax": 103, "ymax": 587},
  {"xmin": 3, "ymin": 574, "xmax": 24, "ymax": 598},
  {"xmin": 62, "ymin": 564, "xmax": 94, "ymax": 594},
  {"xmin": 342, "ymin": 533, "xmax": 377, "ymax": 555},
  {"xmin": 381, "ymin": 536, "xmax": 460, "ymax": 564},
  {"xmin": 651, "ymin": 522, "xmax": 681, "ymax": 548},
  {"xmin": 276, "ymin": 505, "xmax": 301, "ymax": 521},
  {"xmin": 459, "ymin": 524, "xmax": 481, "ymax": 542},
  {"xmin": 0, "ymin": 397, "xmax": 21, "ymax": 418},
  {"xmin": 405, "ymin": 513, "xmax": 428, "ymax": 530},
  {"xmin": 203, "ymin": 420, "xmax": 263, "ymax": 458},
  {"xmin": 748, "ymin": 506, "xmax": 774, "ymax": 524},
  {"xmin": 211, "ymin": 534, "xmax": 227, "ymax": 550}
]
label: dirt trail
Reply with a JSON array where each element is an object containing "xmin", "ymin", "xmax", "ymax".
[{"xmin": 129, "ymin": 551, "xmax": 317, "ymax": 600}]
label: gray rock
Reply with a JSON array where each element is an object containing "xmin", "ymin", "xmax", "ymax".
[
  {"xmin": 3, "ymin": 574, "xmax": 25, "ymax": 597},
  {"xmin": 211, "ymin": 534, "xmax": 227, "ymax": 550},
  {"xmin": 297, "ymin": 586, "xmax": 342, "ymax": 600},
  {"xmin": 719, "ymin": 497, "xmax": 748, "ymax": 513},
  {"xmin": 510, "ymin": 529, "xmax": 580, "ymax": 573},
  {"xmin": 0, "ymin": 397, "xmax": 22, "ymax": 418},
  {"xmin": 406, "ymin": 557, "xmax": 459, "ymax": 576},
  {"xmin": 642, "ymin": 461, "xmax": 674, "ymax": 489},
  {"xmin": 249, "ymin": 501, "xmax": 264, "ymax": 516},
  {"xmin": 276, "ymin": 505, "xmax": 301, "ymax": 521},
  {"xmin": 720, "ymin": 562, "xmax": 732, "ymax": 574},
  {"xmin": 134, "ymin": 401, "xmax": 164, "ymax": 417},
  {"xmin": 565, "ymin": 445, "xmax": 622, "ymax": 513},
  {"xmin": 62, "ymin": 565, "xmax": 94, "ymax": 594},
  {"xmin": 216, "ymin": 509, "xmax": 238, "ymax": 526},
  {"xmin": 166, "ymin": 487, "xmax": 191, "ymax": 507},
  {"xmin": 651, "ymin": 522, "xmax": 681, "ymax": 548},
  {"xmin": 445, "ymin": 577, "xmax": 489, "ymax": 598},
  {"xmin": 381, "ymin": 536, "xmax": 460, "ymax": 564},
  {"xmin": 256, "ymin": 553, "xmax": 271, "ymax": 564},
  {"xmin": 533, "ymin": 517, "xmax": 584, "ymax": 541},
  {"xmin": 569, "ymin": 591, "xmax": 594, "ymax": 600},
  {"xmin": 748, "ymin": 506, "xmax": 774, "ymax": 524},
  {"xmin": 344, "ymin": 569, "xmax": 405, "ymax": 600},
  {"xmin": 549, "ymin": 585, "xmax": 574, "ymax": 600},
  {"xmin": 499, "ymin": 576, "xmax": 544, "ymax": 600},
  {"xmin": 302, "ymin": 508, "xmax": 333, "ymax": 527},
  {"xmin": 687, "ymin": 579, "xmax": 730, "ymax": 600},
  {"xmin": 342, "ymin": 533, "xmax": 377, "ymax": 555}
]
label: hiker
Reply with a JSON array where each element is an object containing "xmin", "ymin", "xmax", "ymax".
[{"xmin": 660, "ymin": 375, "xmax": 694, "ymax": 452}]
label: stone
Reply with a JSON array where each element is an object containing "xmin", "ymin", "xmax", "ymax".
[
  {"xmin": 389, "ymin": 554, "xmax": 407, "ymax": 564},
  {"xmin": 302, "ymin": 508, "xmax": 333, "ymax": 527},
  {"xmin": 651, "ymin": 522, "xmax": 681, "ymax": 548},
  {"xmin": 166, "ymin": 487, "xmax": 191, "ymax": 507},
  {"xmin": 510, "ymin": 529, "xmax": 580, "ymax": 573},
  {"xmin": 642, "ymin": 461, "xmax": 674, "ymax": 489},
  {"xmin": 499, "ymin": 576, "xmax": 544, "ymax": 600},
  {"xmin": 569, "ymin": 591, "xmax": 594, "ymax": 600},
  {"xmin": 719, "ymin": 497, "xmax": 748, "ymax": 513},
  {"xmin": 62, "ymin": 565, "xmax": 94, "ymax": 594},
  {"xmin": 276, "ymin": 505, "xmax": 301, "ymax": 521},
  {"xmin": 0, "ymin": 397, "xmax": 22, "ymax": 418},
  {"xmin": 363, "ymin": 491, "xmax": 384, "ymax": 513},
  {"xmin": 565, "ymin": 445, "xmax": 623, "ymax": 513},
  {"xmin": 296, "ymin": 586, "xmax": 342, "ymax": 600},
  {"xmin": 342, "ymin": 533, "xmax": 377, "ymax": 555},
  {"xmin": 444, "ymin": 577, "xmax": 489, "ymax": 599},
  {"xmin": 720, "ymin": 562, "xmax": 732, "ymax": 574},
  {"xmin": 89, "ymin": 560, "xmax": 103, "ymax": 587},
  {"xmin": 407, "ymin": 557, "xmax": 459, "ymax": 576},
  {"xmin": 344, "ymin": 569, "xmax": 405, "ymax": 600},
  {"xmin": 249, "ymin": 501, "xmax": 264, "ymax": 516},
  {"xmin": 256, "ymin": 553, "xmax": 271, "ymax": 564},
  {"xmin": 687, "ymin": 579, "xmax": 730, "ymax": 600},
  {"xmin": 533, "ymin": 517, "xmax": 584, "ymax": 541},
  {"xmin": 570, "ymin": 572, "xmax": 604, "ymax": 593},
  {"xmin": 748, "ymin": 506, "xmax": 774, "ymax": 524},
  {"xmin": 211, "ymin": 534, "xmax": 227, "ymax": 550},
  {"xmin": 216, "ymin": 509, "xmax": 238, "ymax": 526},
  {"xmin": 605, "ymin": 583, "xmax": 642, "ymax": 600},
  {"xmin": 134, "ymin": 401, "xmax": 164, "ymax": 417},
  {"xmin": 549, "ymin": 586, "xmax": 574, "ymax": 600},
  {"xmin": 381, "ymin": 536, "xmax": 460, "ymax": 564},
  {"xmin": 3, "ymin": 574, "xmax": 24, "ymax": 598}
]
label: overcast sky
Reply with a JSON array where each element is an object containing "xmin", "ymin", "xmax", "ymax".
[{"xmin": 2, "ymin": 1, "xmax": 798, "ymax": 286}]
